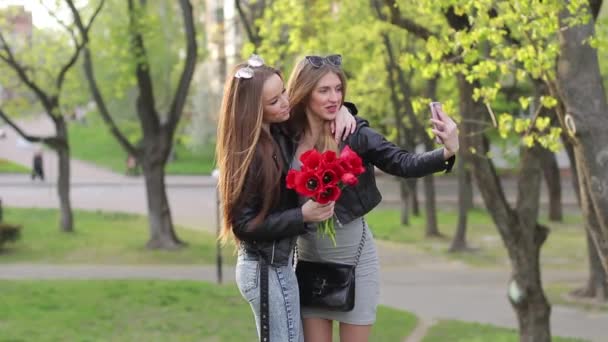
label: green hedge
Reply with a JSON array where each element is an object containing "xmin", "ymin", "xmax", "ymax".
[{"xmin": 0, "ymin": 222, "xmax": 21, "ymax": 249}]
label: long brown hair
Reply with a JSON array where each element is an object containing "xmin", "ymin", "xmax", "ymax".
[
  {"xmin": 216, "ymin": 62, "xmax": 283, "ymax": 242},
  {"xmin": 286, "ymin": 57, "xmax": 347, "ymax": 152}
]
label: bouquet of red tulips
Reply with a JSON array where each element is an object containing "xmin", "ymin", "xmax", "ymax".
[{"xmin": 286, "ymin": 146, "xmax": 365, "ymax": 245}]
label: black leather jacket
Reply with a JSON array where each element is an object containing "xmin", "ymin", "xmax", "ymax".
[
  {"xmin": 232, "ymin": 104, "xmax": 455, "ymax": 265},
  {"xmin": 232, "ymin": 124, "xmax": 308, "ymax": 267},
  {"xmin": 334, "ymin": 116, "xmax": 455, "ymax": 225}
]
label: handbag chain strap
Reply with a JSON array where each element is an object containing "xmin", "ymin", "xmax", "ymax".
[
  {"xmin": 352, "ymin": 217, "xmax": 367, "ymax": 267},
  {"xmin": 293, "ymin": 217, "xmax": 368, "ymax": 269}
]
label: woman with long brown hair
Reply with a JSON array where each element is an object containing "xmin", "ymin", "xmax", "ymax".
[
  {"xmin": 216, "ymin": 54, "xmax": 356, "ymax": 342},
  {"xmin": 286, "ymin": 55, "xmax": 459, "ymax": 342}
]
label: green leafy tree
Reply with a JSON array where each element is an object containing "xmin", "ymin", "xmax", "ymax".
[
  {"xmin": 254, "ymin": 0, "xmax": 608, "ymax": 339},
  {"xmin": 67, "ymin": 0, "xmax": 198, "ymax": 249},
  {"xmin": 375, "ymin": 0, "xmax": 608, "ymax": 338}
]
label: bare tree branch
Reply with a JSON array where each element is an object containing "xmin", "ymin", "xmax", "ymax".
[
  {"xmin": 65, "ymin": 0, "xmax": 104, "ymax": 36},
  {"xmin": 382, "ymin": 34, "xmax": 430, "ymax": 140},
  {"xmin": 590, "ymin": 0, "xmax": 603, "ymax": 20},
  {"xmin": 37, "ymin": 0, "xmax": 78, "ymax": 42},
  {"xmin": 53, "ymin": 0, "xmax": 104, "ymax": 91},
  {"xmin": 0, "ymin": 108, "xmax": 63, "ymax": 147},
  {"xmin": 84, "ymin": 0, "xmax": 105, "ymax": 35},
  {"xmin": 65, "ymin": 0, "xmax": 136, "ymax": 156},
  {"xmin": 379, "ymin": 0, "xmax": 436, "ymax": 40},
  {"xmin": 0, "ymin": 33, "xmax": 54, "ymax": 111},
  {"xmin": 165, "ymin": 0, "xmax": 198, "ymax": 136},
  {"xmin": 235, "ymin": 0, "xmax": 261, "ymax": 49},
  {"xmin": 127, "ymin": 0, "xmax": 160, "ymax": 134}
]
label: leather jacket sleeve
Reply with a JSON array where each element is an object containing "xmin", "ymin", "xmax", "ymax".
[
  {"xmin": 231, "ymin": 163, "xmax": 308, "ymax": 242},
  {"xmin": 350, "ymin": 117, "xmax": 455, "ymax": 177}
]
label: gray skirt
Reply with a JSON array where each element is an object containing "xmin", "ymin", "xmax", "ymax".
[{"xmin": 296, "ymin": 217, "xmax": 380, "ymax": 325}]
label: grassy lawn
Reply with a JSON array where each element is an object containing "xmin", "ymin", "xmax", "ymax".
[
  {"xmin": 68, "ymin": 118, "xmax": 215, "ymax": 175},
  {"xmin": 0, "ymin": 158, "xmax": 29, "ymax": 174},
  {"xmin": 366, "ymin": 208, "xmax": 586, "ymax": 270},
  {"xmin": 0, "ymin": 208, "xmax": 235, "ymax": 265},
  {"xmin": 422, "ymin": 320, "xmax": 588, "ymax": 342},
  {"xmin": 0, "ymin": 280, "xmax": 416, "ymax": 342}
]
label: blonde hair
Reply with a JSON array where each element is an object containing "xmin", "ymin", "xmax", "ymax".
[
  {"xmin": 216, "ymin": 63, "xmax": 283, "ymax": 242},
  {"xmin": 286, "ymin": 57, "xmax": 347, "ymax": 153}
]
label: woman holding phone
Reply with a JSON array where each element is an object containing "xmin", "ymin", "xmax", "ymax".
[{"xmin": 286, "ymin": 54, "xmax": 459, "ymax": 342}]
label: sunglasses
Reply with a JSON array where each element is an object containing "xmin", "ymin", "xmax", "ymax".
[
  {"xmin": 305, "ymin": 54, "xmax": 342, "ymax": 68},
  {"xmin": 234, "ymin": 54, "xmax": 265, "ymax": 79}
]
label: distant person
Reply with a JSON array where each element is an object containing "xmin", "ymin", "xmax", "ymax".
[
  {"xmin": 125, "ymin": 154, "xmax": 139, "ymax": 176},
  {"xmin": 75, "ymin": 106, "xmax": 87, "ymax": 125},
  {"xmin": 31, "ymin": 150, "xmax": 44, "ymax": 181}
]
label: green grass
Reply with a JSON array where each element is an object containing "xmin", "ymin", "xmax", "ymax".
[
  {"xmin": 0, "ymin": 208, "xmax": 235, "ymax": 265},
  {"xmin": 0, "ymin": 280, "xmax": 415, "ymax": 342},
  {"xmin": 68, "ymin": 118, "xmax": 215, "ymax": 175},
  {"xmin": 422, "ymin": 320, "xmax": 588, "ymax": 342},
  {"xmin": 545, "ymin": 283, "xmax": 608, "ymax": 313},
  {"xmin": 366, "ymin": 208, "xmax": 586, "ymax": 270},
  {"xmin": 0, "ymin": 158, "xmax": 29, "ymax": 174}
]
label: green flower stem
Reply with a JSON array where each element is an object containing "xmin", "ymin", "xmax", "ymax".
[{"xmin": 318, "ymin": 217, "xmax": 336, "ymax": 246}]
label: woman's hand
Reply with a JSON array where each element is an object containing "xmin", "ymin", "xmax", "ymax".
[
  {"xmin": 301, "ymin": 200, "xmax": 335, "ymax": 223},
  {"xmin": 330, "ymin": 105, "xmax": 356, "ymax": 142},
  {"xmin": 431, "ymin": 109, "xmax": 459, "ymax": 159}
]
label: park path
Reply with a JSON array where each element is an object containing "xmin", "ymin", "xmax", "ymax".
[{"xmin": 1, "ymin": 117, "xmax": 606, "ymax": 341}]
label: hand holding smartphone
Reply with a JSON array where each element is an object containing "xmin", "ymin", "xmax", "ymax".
[{"xmin": 429, "ymin": 101, "xmax": 444, "ymax": 144}]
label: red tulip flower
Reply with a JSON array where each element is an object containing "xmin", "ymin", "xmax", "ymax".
[
  {"xmin": 299, "ymin": 149, "xmax": 322, "ymax": 171},
  {"xmin": 285, "ymin": 147, "xmax": 365, "ymax": 246},
  {"xmin": 315, "ymin": 185, "xmax": 341, "ymax": 204},
  {"xmin": 340, "ymin": 172, "xmax": 359, "ymax": 186}
]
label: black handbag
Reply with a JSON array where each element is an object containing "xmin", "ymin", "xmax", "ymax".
[{"xmin": 295, "ymin": 219, "xmax": 367, "ymax": 312}]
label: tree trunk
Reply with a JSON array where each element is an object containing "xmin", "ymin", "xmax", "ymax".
[
  {"xmin": 422, "ymin": 173, "xmax": 438, "ymax": 233},
  {"xmin": 55, "ymin": 119, "xmax": 73, "ymax": 232},
  {"xmin": 408, "ymin": 178, "xmax": 420, "ymax": 216},
  {"xmin": 564, "ymin": 124, "xmax": 607, "ymax": 301},
  {"xmin": 555, "ymin": 4, "xmax": 608, "ymax": 271},
  {"xmin": 423, "ymin": 175, "xmax": 441, "ymax": 237},
  {"xmin": 422, "ymin": 138, "xmax": 439, "ymax": 237},
  {"xmin": 512, "ymin": 147, "xmax": 552, "ymax": 342},
  {"xmin": 563, "ymin": 138, "xmax": 581, "ymax": 205},
  {"xmin": 572, "ymin": 231, "xmax": 608, "ymax": 301},
  {"xmin": 510, "ymin": 228, "xmax": 552, "ymax": 342},
  {"xmin": 141, "ymin": 154, "xmax": 184, "ymax": 249},
  {"xmin": 450, "ymin": 151, "xmax": 469, "ymax": 251},
  {"xmin": 399, "ymin": 178, "xmax": 410, "ymax": 226},
  {"xmin": 464, "ymin": 164, "xmax": 474, "ymax": 210},
  {"xmin": 459, "ymin": 74, "xmax": 552, "ymax": 341},
  {"xmin": 539, "ymin": 148, "xmax": 562, "ymax": 222}
]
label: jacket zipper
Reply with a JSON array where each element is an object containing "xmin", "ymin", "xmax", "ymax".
[{"xmin": 271, "ymin": 241, "xmax": 276, "ymax": 264}]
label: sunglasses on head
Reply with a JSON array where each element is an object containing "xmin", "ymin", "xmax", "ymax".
[
  {"xmin": 234, "ymin": 54, "xmax": 265, "ymax": 79},
  {"xmin": 305, "ymin": 54, "xmax": 342, "ymax": 68}
]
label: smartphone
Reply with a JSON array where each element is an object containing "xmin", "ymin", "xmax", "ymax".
[{"xmin": 429, "ymin": 101, "xmax": 444, "ymax": 144}]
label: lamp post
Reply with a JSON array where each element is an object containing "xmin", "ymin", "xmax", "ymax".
[{"xmin": 211, "ymin": 168, "xmax": 223, "ymax": 284}]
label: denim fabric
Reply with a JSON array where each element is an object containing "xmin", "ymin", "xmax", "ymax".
[{"xmin": 236, "ymin": 253, "xmax": 304, "ymax": 342}]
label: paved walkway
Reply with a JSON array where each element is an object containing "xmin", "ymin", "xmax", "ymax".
[{"xmin": 1, "ymin": 118, "xmax": 606, "ymax": 341}]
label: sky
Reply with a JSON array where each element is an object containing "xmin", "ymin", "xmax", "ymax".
[{"xmin": 0, "ymin": 0, "xmax": 69, "ymax": 28}]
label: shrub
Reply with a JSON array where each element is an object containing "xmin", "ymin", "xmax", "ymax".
[{"xmin": 0, "ymin": 223, "xmax": 21, "ymax": 250}]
